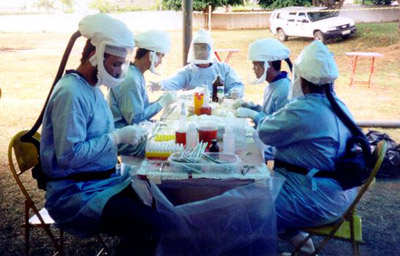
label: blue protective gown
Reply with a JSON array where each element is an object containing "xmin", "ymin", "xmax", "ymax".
[
  {"xmin": 253, "ymin": 72, "xmax": 290, "ymax": 126},
  {"xmin": 160, "ymin": 62, "xmax": 244, "ymax": 97},
  {"xmin": 257, "ymin": 93, "xmax": 357, "ymax": 233},
  {"xmin": 108, "ymin": 64, "xmax": 162, "ymax": 128},
  {"xmin": 41, "ymin": 71, "xmax": 131, "ymax": 237},
  {"xmin": 107, "ymin": 64, "xmax": 161, "ymax": 155}
]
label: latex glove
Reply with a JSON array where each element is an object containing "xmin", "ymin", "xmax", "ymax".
[
  {"xmin": 158, "ymin": 91, "xmax": 178, "ymax": 108},
  {"xmin": 235, "ymin": 107, "xmax": 259, "ymax": 119},
  {"xmin": 232, "ymin": 99, "xmax": 245, "ymax": 109},
  {"xmin": 230, "ymin": 88, "xmax": 243, "ymax": 99},
  {"xmin": 109, "ymin": 125, "xmax": 145, "ymax": 146},
  {"xmin": 148, "ymin": 81, "xmax": 163, "ymax": 92},
  {"xmin": 242, "ymin": 101, "xmax": 262, "ymax": 112}
]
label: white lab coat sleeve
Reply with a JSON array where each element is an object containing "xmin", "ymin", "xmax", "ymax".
[
  {"xmin": 51, "ymin": 88, "xmax": 115, "ymax": 170},
  {"xmin": 257, "ymin": 100, "xmax": 310, "ymax": 148},
  {"xmin": 160, "ymin": 67, "xmax": 190, "ymax": 91}
]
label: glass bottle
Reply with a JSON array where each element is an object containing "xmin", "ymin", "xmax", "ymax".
[
  {"xmin": 209, "ymin": 139, "xmax": 220, "ymax": 152},
  {"xmin": 212, "ymin": 75, "xmax": 222, "ymax": 102}
]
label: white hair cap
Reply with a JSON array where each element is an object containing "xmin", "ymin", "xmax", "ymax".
[
  {"xmin": 193, "ymin": 29, "xmax": 214, "ymax": 46},
  {"xmin": 295, "ymin": 40, "xmax": 338, "ymax": 85},
  {"xmin": 79, "ymin": 13, "xmax": 134, "ymax": 50},
  {"xmin": 135, "ymin": 29, "xmax": 171, "ymax": 54},
  {"xmin": 248, "ymin": 38, "xmax": 290, "ymax": 62},
  {"xmin": 187, "ymin": 29, "xmax": 217, "ymax": 64}
]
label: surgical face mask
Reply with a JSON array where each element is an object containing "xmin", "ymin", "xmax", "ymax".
[
  {"xmin": 149, "ymin": 51, "xmax": 164, "ymax": 76},
  {"xmin": 89, "ymin": 42, "xmax": 133, "ymax": 88},
  {"xmin": 249, "ymin": 61, "xmax": 269, "ymax": 85}
]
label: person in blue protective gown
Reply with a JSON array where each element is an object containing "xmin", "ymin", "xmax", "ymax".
[
  {"xmin": 40, "ymin": 14, "xmax": 168, "ymax": 255},
  {"xmin": 235, "ymin": 38, "xmax": 292, "ymax": 127},
  {"xmin": 107, "ymin": 29, "xmax": 177, "ymax": 156},
  {"xmin": 257, "ymin": 41, "xmax": 357, "ymax": 255},
  {"xmin": 148, "ymin": 29, "xmax": 244, "ymax": 99}
]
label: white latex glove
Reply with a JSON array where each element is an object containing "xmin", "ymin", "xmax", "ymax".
[
  {"xmin": 109, "ymin": 125, "xmax": 145, "ymax": 146},
  {"xmin": 235, "ymin": 107, "xmax": 259, "ymax": 119},
  {"xmin": 232, "ymin": 99, "xmax": 245, "ymax": 109},
  {"xmin": 230, "ymin": 88, "xmax": 243, "ymax": 99},
  {"xmin": 158, "ymin": 91, "xmax": 178, "ymax": 108},
  {"xmin": 148, "ymin": 81, "xmax": 163, "ymax": 92}
]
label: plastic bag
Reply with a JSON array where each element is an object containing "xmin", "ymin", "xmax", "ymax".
[
  {"xmin": 366, "ymin": 130, "xmax": 400, "ymax": 179},
  {"xmin": 151, "ymin": 177, "xmax": 284, "ymax": 256}
]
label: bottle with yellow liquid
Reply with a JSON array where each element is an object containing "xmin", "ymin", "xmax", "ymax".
[{"xmin": 193, "ymin": 92, "xmax": 204, "ymax": 115}]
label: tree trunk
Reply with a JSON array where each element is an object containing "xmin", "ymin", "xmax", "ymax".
[{"xmin": 337, "ymin": 0, "xmax": 346, "ymax": 9}]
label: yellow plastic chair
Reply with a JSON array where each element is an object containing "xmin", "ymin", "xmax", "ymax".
[
  {"xmin": 292, "ymin": 140, "xmax": 388, "ymax": 256},
  {"xmin": 8, "ymin": 130, "xmax": 109, "ymax": 256}
]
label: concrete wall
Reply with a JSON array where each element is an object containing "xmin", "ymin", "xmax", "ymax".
[
  {"xmin": 194, "ymin": 6, "xmax": 399, "ymax": 30},
  {"xmin": 194, "ymin": 12, "xmax": 271, "ymax": 29},
  {"xmin": 0, "ymin": 7, "xmax": 397, "ymax": 33}
]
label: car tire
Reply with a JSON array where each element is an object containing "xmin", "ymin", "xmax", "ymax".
[
  {"xmin": 277, "ymin": 29, "xmax": 287, "ymax": 42},
  {"xmin": 313, "ymin": 31, "xmax": 326, "ymax": 44}
]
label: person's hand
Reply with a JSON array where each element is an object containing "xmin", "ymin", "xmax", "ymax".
[
  {"xmin": 110, "ymin": 125, "xmax": 145, "ymax": 146},
  {"xmin": 242, "ymin": 101, "xmax": 262, "ymax": 112},
  {"xmin": 235, "ymin": 107, "xmax": 259, "ymax": 119},
  {"xmin": 230, "ymin": 88, "xmax": 243, "ymax": 99},
  {"xmin": 148, "ymin": 81, "xmax": 163, "ymax": 92},
  {"xmin": 158, "ymin": 91, "xmax": 178, "ymax": 108},
  {"xmin": 232, "ymin": 99, "xmax": 245, "ymax": 109}
]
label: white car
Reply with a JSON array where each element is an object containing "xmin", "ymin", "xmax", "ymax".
[{"xmin": 269, "ymin": 6, "xmax": 356, "ymax": 43}]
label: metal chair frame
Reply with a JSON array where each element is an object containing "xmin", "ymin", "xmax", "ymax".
[
  {"xmin": 8, "ymin": 130, "xmax": 109, "ymax": 256},
  {"xmin": 292, "ymin": 140, "xmax": 388, "ymax": 256}
]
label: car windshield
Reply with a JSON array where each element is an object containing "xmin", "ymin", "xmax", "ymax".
[{"xmin": 307, "ymin": 11, "xmax": 339, "ymax": 22}]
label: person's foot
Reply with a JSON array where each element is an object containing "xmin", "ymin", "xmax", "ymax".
[{"xmin": 282, "ymin": 231, "xmax": 317, "ymax": 256}]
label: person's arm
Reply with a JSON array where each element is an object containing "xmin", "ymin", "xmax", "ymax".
[
  {"xmin": 222, "ymin": 64, "xmax": 244, "ymax": 98},
  {"xmin": 159, "ymin": 66, "xmax": 190, "ymax": 91},
  {"xmin": 117, "ymin": 78, "xmax": 162, "ymax": 124},
  {"xmin": 51, "ymin": 89, "xmax": 115, "ymax": 169},
  {"xmin": 257, "ymin": 101, "xmax": 309, "ymax": 148}
]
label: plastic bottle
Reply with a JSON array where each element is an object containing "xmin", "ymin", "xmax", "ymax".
[
  {"xmin": 223, "ymin": 126, "xmax": 235, "ymax": 154},
  {"xmin": 193, "ymin": 92, "xmax": 204, "ymax": 115},
  {"xmin": 179, "ymin": 101, "xmax": 187, "ymax": 131},
  {"xmin": 217, "ymin": 85, "xmax": 224, "ymax": 105},
  {"xmin": 175, "ymin": 102, "xmax": 187, "ymax": 145},
  {"xmin": 186, "ymin": 123, "xmax": 198, "ymax": 149},
  {"xmin": 200, "ymin": 88, "xmax": 212, "ymax": 115}
]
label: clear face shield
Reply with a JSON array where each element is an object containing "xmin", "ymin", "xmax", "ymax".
[
  {"xmin": 248, "ymin": 61, "xmax": 269, "ymax": 85},
  {"xmin": 149, "ymin": 51, "xmax": 166, "ymax": 76},
  {"xmin": 89, "ymin": 42, "xmax": 133, "ymax": 88},
  {"xmin": 187, "ymin": 43, "xmax": 215, "ymax": 65},
  {"xmin": 288, "ymin": 65, "xmax": 304, "ymax": 101}
]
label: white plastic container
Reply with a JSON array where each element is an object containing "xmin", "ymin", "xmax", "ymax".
[
  {"xmin": 186, "ymin": 122, "xmax": 198, "ymax": 149},
  {"xmin": 223, "ymin": 126, "xmax": 236, "ymax": 154}
]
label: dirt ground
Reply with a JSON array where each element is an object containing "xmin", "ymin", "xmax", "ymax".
[{"xmin": 1, "ymin": 28, "xmax": 400, "ymax": 255}]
